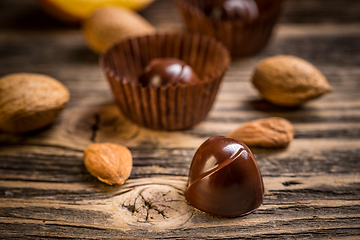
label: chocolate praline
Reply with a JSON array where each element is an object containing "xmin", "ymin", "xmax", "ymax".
[
  {"xmin": 204, "ymin": 0, "xmax": 261, "ymax": 22},
  {"xmin": 139, "ymin": 58, "xmax": 200, "ymax": 88},
  {"xmin": 185, "ymin": 136, "xmax": 264, "ymax": 217}
]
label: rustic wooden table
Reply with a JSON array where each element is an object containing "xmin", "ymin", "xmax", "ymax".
[{"xmin": 1, "ymin": 0, "xmax": 360, "ymax": 239}]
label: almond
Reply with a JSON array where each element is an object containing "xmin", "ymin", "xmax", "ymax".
[
  {"xmin": 83, "ymin": 6, "xmax": 156, "ymax": 53},
  {"xmin": 227, "ymin": 117, "xmax": 294, "ymax": 148},
  {"xmin": 84, "ymin": 143, "xmax": 133, "ymax": 185},
  {"xmin": 252, "ymin": 55, "xmax": 332, "ymax": 107},
  {"xmin": 0, "ymin": 73, "xmax": 70, "ymax": 133}
]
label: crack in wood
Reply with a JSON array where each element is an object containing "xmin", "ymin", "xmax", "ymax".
[
  {"xmin": 282, "ymin": 181, "xmax": 303, "ymax": 186},
  {"xmin": 90, "ymin": 114, "xmax": 100, "ymax": 142},
  {"xmin": 116, "ymin": 184, "xmax": 193, "ymax": 228}
]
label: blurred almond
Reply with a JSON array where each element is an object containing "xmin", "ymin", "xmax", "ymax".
[
  {"xmin": 227, "ymin": 117, "xmax": 294, "ymax": 148},
  {"xmin": 83, "ymin": 6, "xmax": 156, "ymax": 53}
]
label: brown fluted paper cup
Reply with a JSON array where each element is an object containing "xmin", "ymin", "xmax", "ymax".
[
  {"xmin": 100, "ymin": 33, "xmax": 230, "ymax": 130},
  {"xmin": 176, "ymin": 0, "xmax": 284, "ymax": 57}
]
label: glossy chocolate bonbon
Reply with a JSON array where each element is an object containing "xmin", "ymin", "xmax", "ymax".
[
  {"xmin": 139, "ymin": 58, "xmax": 200, "ymax": 87},
  {"xmin": 204, "ymin": 0, "xmax": 259, "ymax": 22},
  {"xmin": 185, "ymin": 136, "xmax": 264, "ymax": 217}
]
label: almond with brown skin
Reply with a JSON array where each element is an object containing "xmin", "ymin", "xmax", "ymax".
[
  {"xmin": 83, "ymin": 6, "xmax": 156, "ymax": 53},
  {"xmin": 0, "ymin": 73, "xmax": 70, "ymax": 133},
  {"xmin": 227, "ymin": 117, "xmax": 294, "ymax": 148},
  {"xmin": 252, "ymin": 55, "xmax": 332, "ymax": 107},
  {"xmin": 84, "ymin": 143, "xmax": 133, "ymax": 185}
]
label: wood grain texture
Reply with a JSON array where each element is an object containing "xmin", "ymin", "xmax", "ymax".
[{"xmin": 0, "ymin": 0, "xmax": 360, "ymax": 239}]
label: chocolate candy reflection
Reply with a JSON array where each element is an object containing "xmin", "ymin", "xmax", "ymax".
[
  {"xmin": 139, "ymin": 58, "xmax": 199, "ymax": 87},
  {"xmin": 185, "ymin": 136, "xmax": 264, "ymax": 217},
  {"xmin": 204, "ymin": 0, "xmax": 259, "ymax": 22}
]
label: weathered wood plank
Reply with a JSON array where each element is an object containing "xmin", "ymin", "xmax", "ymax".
[
  {"xmin": 1, "ymin": 139, "xmax": 360, "ymax": 179},
  {"xmin": 0, "ymin": 175, "xmax": 359, "ymax": 238},
  {"xmin": 280, "ymin": 0, "xmax": 360, "ymax": 24},
  {"xmin": 1, "ymin": 100, "xmax": 360, "ymax": 150}
]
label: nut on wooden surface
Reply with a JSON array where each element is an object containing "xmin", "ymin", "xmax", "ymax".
[
  {"xmin": 0, "ymin": 73, "xmax": 70, "ymax": 133},
  {"xmin": 252, "ymin": 55, "xmax": 332, "ymax": 107},
  {"xmin": 83, "ymin": 6, "xmax": 156, "ymax": 53},
  {"xmin": 84, "ymin": 143, "xmax": 133, "ymax": 185},
  {"xmin": 227, "ymin": 117, "xmax": 294, "ymax": 148}
]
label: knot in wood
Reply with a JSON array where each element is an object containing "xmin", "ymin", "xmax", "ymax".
[{"xmin": 120, "ymin": 184, "xmax": 192, "ymax": 228}]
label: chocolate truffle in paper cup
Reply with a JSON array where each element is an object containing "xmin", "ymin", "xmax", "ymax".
[
  {"xmin": 100, "ymin": 33, "xmax": 230, "ymax": 130},
  {"xmin": 176, "ymin": 0, "xmax": 284, "ymax": 57}
]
